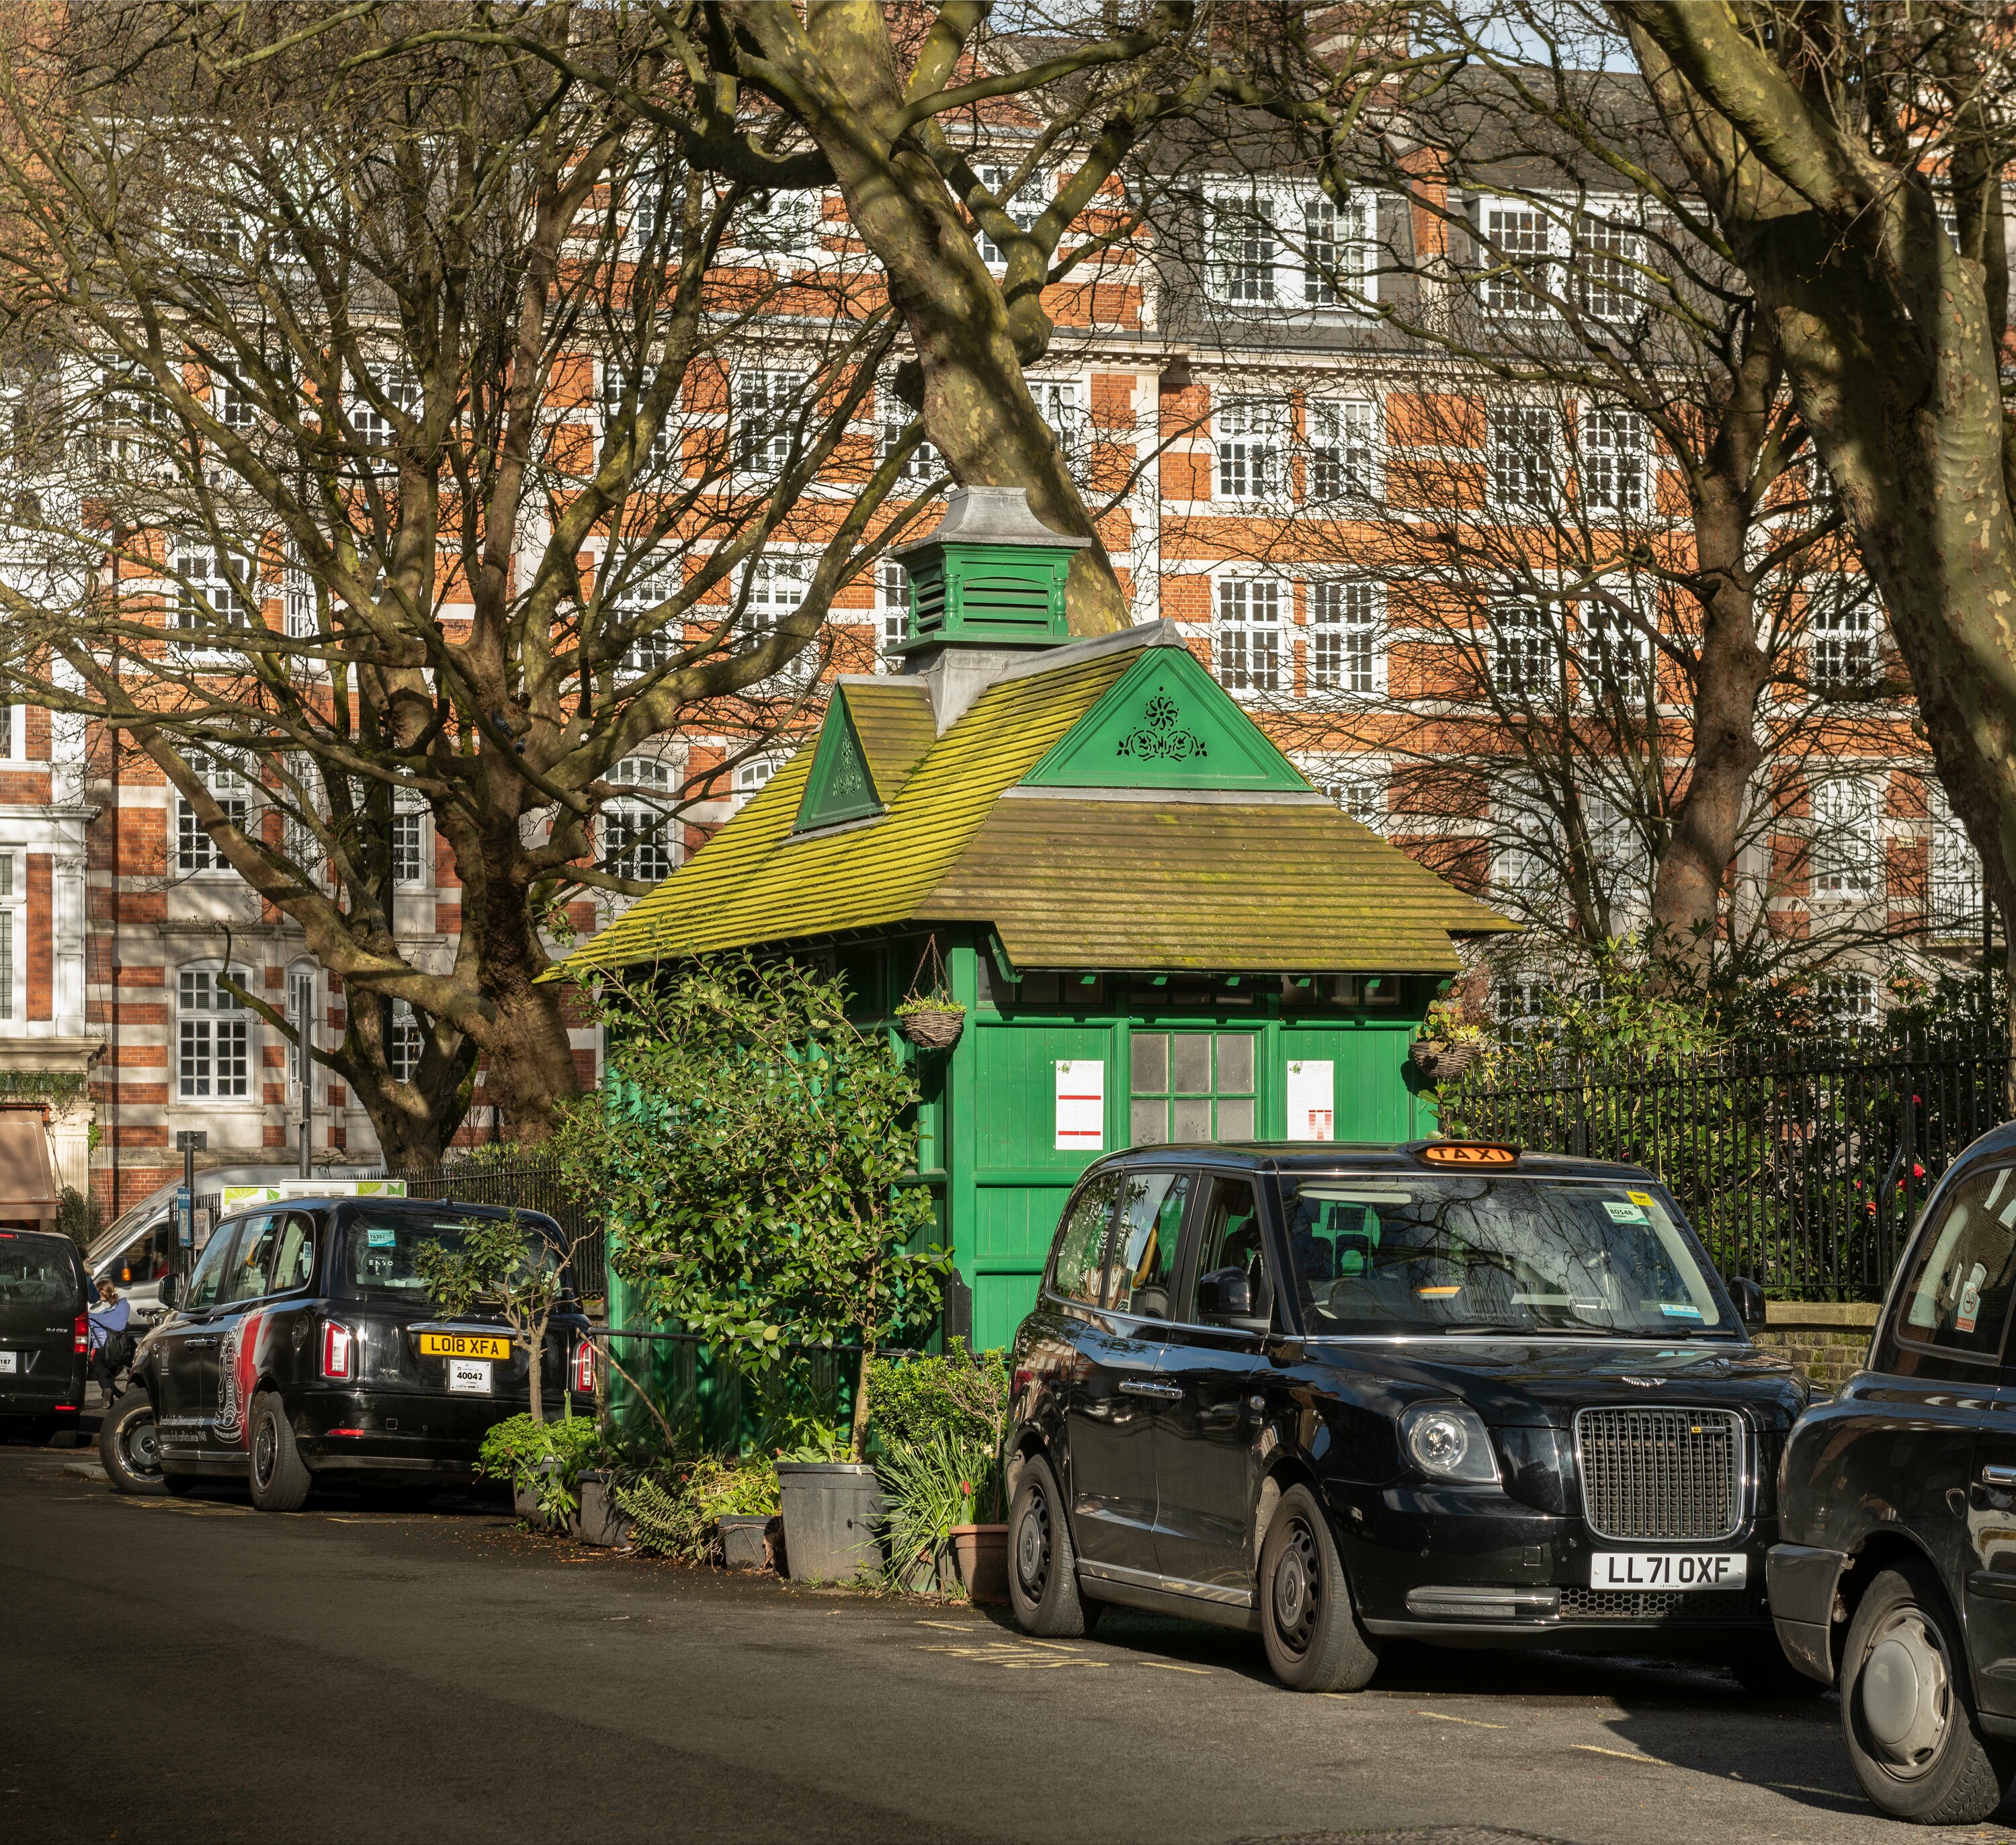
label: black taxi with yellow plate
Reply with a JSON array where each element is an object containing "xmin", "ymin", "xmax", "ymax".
[{"xmin": 98, "ymin": 1197, "xmax": 595, "ymax": 1510}]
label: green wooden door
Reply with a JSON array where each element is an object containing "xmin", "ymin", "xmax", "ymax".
[{"xmin": 961, "ymin": 1017, "xmax": 1116, "ymax": 1350}]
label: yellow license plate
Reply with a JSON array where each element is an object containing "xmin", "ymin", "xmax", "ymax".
[{"xmin": 417, "ymin": 1332, "xmax": 511, "ymax": 1361}]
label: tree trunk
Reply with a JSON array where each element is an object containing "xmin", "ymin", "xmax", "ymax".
[
  {"xmin": 1624, "ymin": 6, "xmax": 2016, "ymax": 1041},
  {"xmin": 849, "ymin": 1333, "xmax": 874, "ymax": 1465},
  {"xmin": 737, "ymin": 6, "xmax": 1130, "ymax": 637},
  {"xmin": 1649, "ymin": 492, "xmax": 1771, "ymax": 959},
  {"xmin": 525, "ymin": 1311, "xmax": 545, "ymax": 1426}
]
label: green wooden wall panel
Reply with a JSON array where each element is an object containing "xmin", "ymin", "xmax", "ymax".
[
  {"xmin": 1274, "ymin": 1026, "xmax": 1422, "ymax": 1140},
  {"xmin": 968, "ymin": 1019, "xmax": 1118, "ymax": 1172},
  {"xmin": 974, "ymin": 1271, "xmax": 1041, "ymax": 1353},
  {"xmin": 970, "ymin": 1183, "xmax": 1075, "ymax": 1264}
]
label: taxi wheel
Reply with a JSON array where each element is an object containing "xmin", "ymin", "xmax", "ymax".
[
  {"xmin": 1841, "ymin": 1561, "xmax": 2013, "ymax": 1823},
  {"xmin": 97, "ymin": 1390, "xmax": 166, "ymax": 1496},
  {"xmin": 247, "ymin": 1392, "xmax": 311, "ymax": 1513},
  {"xmin": 1007, "ymin": 1453, "xmax": 1095, "ymax": 1638},
  {"xmin": 1259, "ymin": 1484, "xmax": 1380, "ymax": 1693}
]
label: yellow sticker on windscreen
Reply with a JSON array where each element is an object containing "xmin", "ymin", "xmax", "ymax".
[{"xmin": 1627, "ymin": 1191, "xmax": 1655, "ymax": 1208}]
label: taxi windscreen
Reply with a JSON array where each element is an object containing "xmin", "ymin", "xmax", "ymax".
[{"xmin": 1278, "ymin": 1174, "xmax": 1734, "ymax": 1336}]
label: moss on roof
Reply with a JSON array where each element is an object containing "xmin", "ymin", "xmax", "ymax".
[{"xmin": 556, "ymin": 630, "xmax": 1515, "ymax": 978}]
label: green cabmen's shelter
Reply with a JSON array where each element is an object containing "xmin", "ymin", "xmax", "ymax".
[{"xmin": 561, "ymin": 488, "xmax": 1516, "ymax": 1350}]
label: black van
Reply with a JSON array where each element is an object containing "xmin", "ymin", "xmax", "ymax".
[
  {"xmin": 0, "ymin": 1228, "xmax": 87, "ymax": 1441},
  {"xmin": 1005, "ymin": 1141, "xmax": 1813, "ymax": 1693},
  {"xmin": 99, "ymin": 1195, "xmax": 594, "ymax": 1508},
  {"xmin": 1771, "ymin": 1117, "xmax": 2016, "ymax": 1823}
]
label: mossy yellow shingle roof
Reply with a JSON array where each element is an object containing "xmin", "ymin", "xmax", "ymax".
[{"xmin": 557, "ymin": 628, "xmax": 1515, "ymax": 978}]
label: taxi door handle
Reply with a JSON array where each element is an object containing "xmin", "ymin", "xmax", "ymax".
[
  {"xmin": 1118, "ymin": 1380, "xmax": 1182, "ymax": 1400},
  {"xmin": 184, "ymin": 1336, "xmax": 218, "ymax": 1350},
  {"xmin": 1982, "ymin": 1465, "xmax": 2016, "ymax": 1487}
]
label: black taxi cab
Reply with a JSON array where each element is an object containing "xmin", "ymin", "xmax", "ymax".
[
  {"xmin": 1005, "ymin": 1140, "xmax": 1813, "ymax": 1694},
  {"xmin": 98, "ymin": 1195, "xmax": 593, "ymax": 1508},
  {"xmin": 1771, "ymin": 1117, "xmax": 2016, "ymax": 1823}
]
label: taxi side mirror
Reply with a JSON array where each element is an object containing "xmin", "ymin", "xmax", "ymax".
[
  {"xmin": 1726, "ymin": 1275, "xmax": 1766, "ymax": 1332},
  {"xmin": 158, "ymin": 1272, "xmax": 180, "ymax": 1310},
  {"xmin": 1197, "ymin": 1267, "xmax": 1253, "ymax": 1320}
]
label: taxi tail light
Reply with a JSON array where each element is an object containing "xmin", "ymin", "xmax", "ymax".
[
  {"xmin": 72, "ymin": 1314, "xmax": 87, "ymax": 1353},
  {"xmin": 321, "ymin": 1320, "xmax": 355, "ymax": 1380},
  {"xmin": 573, "ymin": 1336, "xmax": 596, "ymax": 1395}
]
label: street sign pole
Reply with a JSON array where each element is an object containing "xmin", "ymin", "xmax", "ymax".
[{"xmin": 174, "ymin": 1129, "xmax": 206, "ymax": 1288}]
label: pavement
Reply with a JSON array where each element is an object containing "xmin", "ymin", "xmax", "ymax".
[{"xmin": 5, "ymin": 1437, "xmax": 2015, "ymax": 1845}]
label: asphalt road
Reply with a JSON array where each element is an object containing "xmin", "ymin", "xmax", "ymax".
[{"xmin": 5, "ymin": 1440, "xmax": 2016, "ymax": 1845}]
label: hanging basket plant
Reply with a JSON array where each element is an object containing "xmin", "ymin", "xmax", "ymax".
[
  {"xmin": 897, "ymin": 935, "xmax": 966, "ymax": 1051},
  {"xmin": 1411, "ymin": 999, "xmax": 1484, "ymax": 1085}
]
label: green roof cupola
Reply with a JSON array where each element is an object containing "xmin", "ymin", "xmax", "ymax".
[{"xmin": 890, "ymin": 486, "xmax": 1089, "ymax": 654}]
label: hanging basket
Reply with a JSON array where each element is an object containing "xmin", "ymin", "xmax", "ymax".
[
  {"xmin": 1410, "ymin": 1039, "xmax": 1478, "ymax": 1083},
  {"xmin": 899, "ymin": 1006, "xmax": 965, "ymax": 1051}
]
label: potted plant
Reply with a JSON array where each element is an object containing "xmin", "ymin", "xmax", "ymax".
[
  {"xmin": 869, "ymin": 1344, "xmax": 1011, "ymax": 1601},
  {"xmin": 894, "ymin": 933, "xmax": 964, "ymax": 1050},
  {"xmin": 1411, "ymin": 1000, "xmax": 1487, "ymax": 1085},
  {"xmin": 557, "ymin": 955, "xmax": 950, "ymax": 1586},
  {"xmin": 895, "ymin": 991, "xmax": 966, "ymax": 1051}
]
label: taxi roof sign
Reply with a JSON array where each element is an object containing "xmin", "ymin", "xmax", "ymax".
[{"xmin": 1414, "ymin": 1140, "xmax": 1520, "ymax": 1168}]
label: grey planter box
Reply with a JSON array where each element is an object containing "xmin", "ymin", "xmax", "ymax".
[
  {"xmin": 776, "ymin": 1461, "xmax": 884, "ymax": 1582},
  {"xmin": 718, "ymin": 1512, "xmax": 780, "ymax": 1572},
  {"xmin": 577, "ymin": 1471, "xmax": 632, "ymax": 1548}
]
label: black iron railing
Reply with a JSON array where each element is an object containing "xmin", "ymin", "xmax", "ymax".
[
  {"xmin": 1440, "ymin": 1033, "xmax": 2011, "ymax": 1301},
  {"xmin": 371, "ymin": 1157, "xmax": 607, "ymax": 1303}
]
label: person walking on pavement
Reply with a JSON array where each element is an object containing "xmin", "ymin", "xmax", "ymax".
[{"xmin": 87, "ymin": 1277, "xmax": 133, "ymax": 1400}]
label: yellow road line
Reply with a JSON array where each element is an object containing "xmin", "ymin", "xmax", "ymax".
[
  {"xmin": 1574, "ymin": 1745, "xmax": 1654, "ymax": 1764},
  {"xmin": 1139, "ymin": 1660, "xmax": 1212, "ymax": 1675},
  {"xmin": 1413, "ymin": 1709, "xmax": 1507, "ymax": 1729}
]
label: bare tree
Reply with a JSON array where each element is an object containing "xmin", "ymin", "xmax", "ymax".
[
  {"xmin": 0, "ymin": 4, "xmax": 929, "ymax": 1158},
  {"xmin": 1374, "ymin": 1, "xmax": 2016, "ymax": 1050}
]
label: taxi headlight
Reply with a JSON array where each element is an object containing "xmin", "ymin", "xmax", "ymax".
[{"xmin": 1401, "ymin": 1404, "xmax": 1500, "ymax": 1484}]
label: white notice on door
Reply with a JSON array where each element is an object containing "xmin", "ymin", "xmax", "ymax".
[
  {"xmin": 448, "ymin": 1359, "xmax": 492, "ymax": 1394},
  {"xmin": 1286, "ymin": 1060, "xmax": 1335, "ymax": 1140},
  {"xmin": 1055, "ymin": 1060, "xmax": 1104, "ymax": 1151}
]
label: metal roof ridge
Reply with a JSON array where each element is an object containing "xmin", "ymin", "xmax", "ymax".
[
  {"xmin": 982, "ymin": 619, "xmax": 1182, "ymax": 692},
  {"xmin": 1000, "ymin": 785, "xmax": 1335, "ymax": 806}
]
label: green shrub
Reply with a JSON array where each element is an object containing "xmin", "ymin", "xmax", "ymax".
[
  {"xmin": 618, "ymin": 1454, "xmax": 780, "ymax": 1562},
  {"xmin": 865, "ymin": 1341, "xmax": 1008, "ymax": 1454},
  {"xmin": 476, "ymin": 1412, "xmax": 605, "ymax": 1522}
]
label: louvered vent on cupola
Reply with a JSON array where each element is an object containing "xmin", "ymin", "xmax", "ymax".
[{"xmin": 888, "ymin": 486, "xmax": 1089, "ymax": 654}]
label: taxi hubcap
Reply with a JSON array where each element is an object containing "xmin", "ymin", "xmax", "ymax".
[
  {"xmin": 1017, "ymin": 1493, "xmax": 1050, "ymax": 1595},
  {"xmin": 1274, "ymin": 1521, "xmax": 1318, "ymax": 1651},
  {"xmin": 1861, "ymin": 1607, "xmax": 1951, "ymax": 1776},
  {"xmin": 128, "ymin": 1418, "xmax": 159, "ymax": 1474},
  {"xmin": 253, "ymin": 1420, "xmax": 275, "ymax": 1487}
]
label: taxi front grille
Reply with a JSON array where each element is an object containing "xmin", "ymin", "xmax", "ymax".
[
  {"xmin": 1574, "ymin": 1406, "xmax": 1744, "ymax": 1543},
  {"xmin": 1558, "ymin": 1586, "xmax": 1766, "ymax": 1623}
]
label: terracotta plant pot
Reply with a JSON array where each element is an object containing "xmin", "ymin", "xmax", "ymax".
[
  {"xmin": 898, "ymin": 1006, "xmax": 965, "ymax": 1051},
  {"xmin": 950, "ymin": 1522, "xmax": 1009, "ymax": 1604}
]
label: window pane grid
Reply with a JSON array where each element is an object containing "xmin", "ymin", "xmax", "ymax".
[
  {"xmin": 1129, "ymin": 1032, "xmax": 1259, "ymax": 1146},
  {"xmin": 1308, "ymin": 398, "xmax": 1375, "ymax": 501},
  {"xmin": 1216, "ymin": 578, "xmax": 1282, "ymax": 694},
  {"xmin": 1308, "ymin": 581, "xmax": 1380, "ymax": 694}
]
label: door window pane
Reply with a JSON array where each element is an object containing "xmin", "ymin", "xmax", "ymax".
[
  {"xmin": 221, "ymin": 1215, "xmax": 281, "ymax": 1303},
  {"xmin": 1172, "ymin": 1033, "xmax": 1213, "ymax": 1093},
  {"xmin": 1049, "ymin": 1173, "xmax": 1120, "ymax": 1305},
  {"xmin": 1192, "ymin": 1177, "xmax": 1274, "ymax": 1330},
  {"xmin": 1132, "ymin": 1033, "xmax": 1169, "ymax": 1095},
  {"xmin": 183, "ymin": 1223, "xmax": 241, "ymax": 1314},
  {"xmin": 1173, "ymin": 1098, "xmax": 1214, "ymax": 1140},
  {"xmin": 1106, "ymin": 1171, "xmax": 1191, "ymax": 1320},
  {"xmin": 1217, "ymin": 1035, "xmax": 1255, "ymax": 1096},
  {"xmin": 270, "ymin": 1213, "xmax": 317, "ymax": 1295},
  {"xmin": 1900, "ymin": 1164, "xmax": 2016, "ymax": 1357}
]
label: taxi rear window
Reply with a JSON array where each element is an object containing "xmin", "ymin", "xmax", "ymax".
[
  {"xmin": 342, "ymin": 1211, "xmax": 556, "ymax": 1298},
  {"xmin": 344, "ymin": 1213, "xmax": 481, "ymax": 1297}
]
